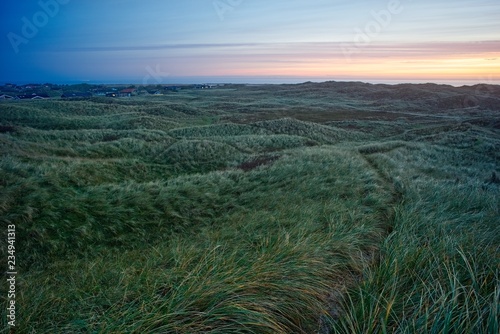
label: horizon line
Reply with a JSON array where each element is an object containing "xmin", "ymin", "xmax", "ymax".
[{"xmin": 3, "ymin": 77, "xmax": 500, "ymax": 88}]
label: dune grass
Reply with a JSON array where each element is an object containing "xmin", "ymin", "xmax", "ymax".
[
  {"xmin": 1, "ymin": 85, "xmax": 499, "ymax": 333},
  {"xmin": 2, "ymin": 144, "xmax": 392, "ymax": 333},
  {"xmin": 334, "ymin": 201, "xmax": 499, "ymax": 334},
  {"xmin": 330, "ymin": 144, "xmax": 499, "ymax": 333}
]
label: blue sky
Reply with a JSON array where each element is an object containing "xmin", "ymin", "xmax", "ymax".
[{"xmin": 1, "ymin": 0, "xmax": 499, "ymax": 84}]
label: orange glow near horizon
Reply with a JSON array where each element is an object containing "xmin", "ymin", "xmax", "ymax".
[
  {"xmin": 207, "ymin": 62, "xmax": 498, "ymax": 83},
  {"xmin": 203, "ymin": 51, "xmax": 500, "ymax": 83},
  {"xmin": 161, "ymin": 40, "xmax": 500, "ymax": 83}
]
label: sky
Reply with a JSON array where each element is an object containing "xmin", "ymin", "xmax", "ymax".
[{"xmin": 1, "ymin": 0, "xmax": 499, "ymax": 85}]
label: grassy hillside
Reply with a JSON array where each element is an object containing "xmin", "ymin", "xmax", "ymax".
[{"xmin": 1, "ymin": 82, "xmax": 499, "ymax": 333}]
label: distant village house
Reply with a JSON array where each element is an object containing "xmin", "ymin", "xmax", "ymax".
[
  {"xmin": 16, "ymin": 93, "xmax": 49, "ymax": 100},
  {"xmin": 119, "ymin": 88, "xmax": 136, "ymax": 97}
]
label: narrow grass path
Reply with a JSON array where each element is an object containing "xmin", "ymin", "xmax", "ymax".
[{"xmin": 329, "ymin": 141, "xmax": 499, "ymax": 333}]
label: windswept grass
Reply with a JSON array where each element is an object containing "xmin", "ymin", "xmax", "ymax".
[
  {"xmin": 253, "ymin": 118, "xmax": 366, "ymax": 144},
  {"xmin": 331, "ymin": 143, "xmax": 499, "ymax": 334},
  {"xmin": 2, "ymin": 144, "xmax": 393, "ymax": 332},
  {"xmin": 1, "ymin": 83, "xmax": 499, "ymax": 333},
  {"xmin": 332, "ymin": 188, "xmax": 499, "ymax": 333}
]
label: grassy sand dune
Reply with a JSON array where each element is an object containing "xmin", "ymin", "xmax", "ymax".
[{"xmin": 1, "ymin": 82, "xmax": 499, "ymax": 333}]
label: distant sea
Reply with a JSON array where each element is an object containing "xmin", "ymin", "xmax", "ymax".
[{"xmin": 3, "ymin": 77, "xmax": 499, "ymax": 87}]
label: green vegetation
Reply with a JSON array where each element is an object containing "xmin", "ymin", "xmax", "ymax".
[{"xmin": 1, "ymin": 82, "xmax": 499, "ymax": 333}]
